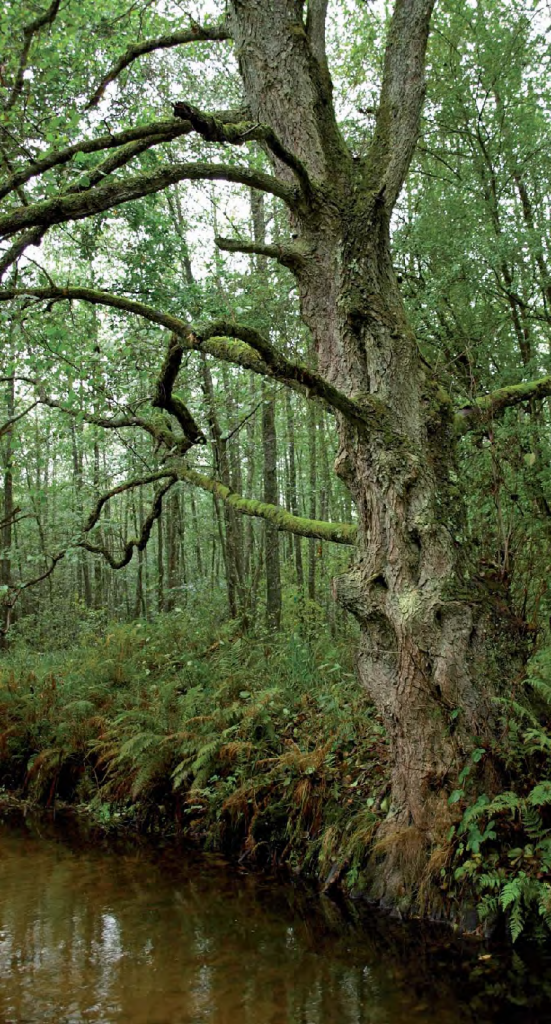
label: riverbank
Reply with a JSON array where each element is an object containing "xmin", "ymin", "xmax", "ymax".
[{"xmin": 1, "ymin": 610, "xmax": 551, "ymax": 944}]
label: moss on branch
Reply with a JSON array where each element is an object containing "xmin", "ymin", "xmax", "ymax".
[
  {"xmin": 0, "ymin": 161, "xmax": 296, "ymax": 238},
  {"xmin": 178, "ymin": 465, "xmax": 357, "ymax": 545},
  {"xmin": 455, "ymin": 375, "xmax": 551, "ymax": 434}
]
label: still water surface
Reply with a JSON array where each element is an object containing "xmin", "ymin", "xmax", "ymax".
[{"xmin": 0, "ymin": 814, "xmax": 549, "ymax": 1024}]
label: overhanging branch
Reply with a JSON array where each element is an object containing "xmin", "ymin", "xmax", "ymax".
[
  {"xmin": 455, "ymin": 375, "xmax": 551, "ymax": 434},
  {"xmin": 87, "ymin": 21, "xmax": 231, "ymax": 109},
  {"xmin": 178, "ymin": 465, "xmax": 357, "ymax": 545},
  {"xmin": 0, "ymin": 160, "xmax": 297, "ymax": 238}
]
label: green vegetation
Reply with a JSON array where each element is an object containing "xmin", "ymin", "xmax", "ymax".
[{"xmin": 0, "ymin": 606, "xmax": 387, "ymax": 890}]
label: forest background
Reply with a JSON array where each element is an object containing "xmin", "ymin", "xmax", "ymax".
[{"xmin": 2, "ymin": 0, "xmax": 551, "ymax": 941}]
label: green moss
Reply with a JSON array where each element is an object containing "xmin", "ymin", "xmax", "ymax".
[{"xmin": 178, "ymin": 465, "xmax": 357, "ymax": 546}]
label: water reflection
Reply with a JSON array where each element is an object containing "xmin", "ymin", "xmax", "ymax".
[{"xmin": 0, "ymin": 815, "xmax": 547, "ymax": 1023}]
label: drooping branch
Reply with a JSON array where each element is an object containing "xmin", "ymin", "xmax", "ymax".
[
  {"xmin": 0, "ymin": 472, "xmax": 176, "ymax": 627},
  {"xmin": 367, "ymin": 0, "xmax": 436, "ymax": 212},
  {"xmin": 81, "ymin": 471, "xmax": 176, "ymax": 533},
  {"xmin": 152, "ymin": 334, "xmax": 206, "ymax": 445},
  {"xmin": 173, "ymin": 102, "xmax": 313, "ymax": 197},
  {"xmin": 0, "ymin": 160, "xmax": 297, "ymax": 239},
  {"xmin": 455, "ymin": 375, "xmax": 551, "ymax": 434},
  {"xmin": 80, "ymin": 474, "xmax": 177, "ymax": 569},
  {"xmin": 178, "ymin": 465, "xmax": 357, "ymax": 545},
  {"xmin": 0, "ymin": 286, "xmax": 383, "ymax": 430},
  {"xmin": 3, "ymin": 0, "xmax": 61, "ymax": 112},
  {"xmin": 215, "ymin": 235, "xmax": 308, "ymax": 271},
  {"xmin": 87, "ymin": 21, "xmax": 231, "ymax": 109}
]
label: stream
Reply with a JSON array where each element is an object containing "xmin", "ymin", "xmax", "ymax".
[{"xmin": 0, "ymin": 813, "xmax": 550, "ymax": 1023}]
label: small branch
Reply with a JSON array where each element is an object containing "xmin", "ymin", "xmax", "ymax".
[
  {"xmin": 0, "ymin": 507, "xmax": 21, "ymax": 531},
  {"xmin": 173, "ymin": 102, "xmax": 313, "ymax": 197},
  {"xmin": 455, "ymin": 375, "xmax": 551, "ymax": 434},
  {"xmin": 4, "ymin": 0, "xmax": 61, "ymax": 113},
  {"xmin": 0, "ymin": 160, "xmax": 297, "ymax": 238},
  {"xmin": 215, "ymin": 235, "xmax": 308, "ymax": 271},
  {"xmin": 36, "ymin": 390, "xmax": 188, "ymax": 455},
  {"xmin": 80, "ymin": 475, "xmax": 177, "ymax": 568},
  {"xmin": 178, "ymin": 464, "xmax": 357, "ymax": 545},
  {"xmin": 0, "ymin": 399, "xmax": 40, "ymax": 437},
  {"xmin": 88, "ymin": 21, "xmax": 231, "ymax": 109},
  {"xmin": 11, "ymin": 550, "xmax": 67, "ymax": 599}
]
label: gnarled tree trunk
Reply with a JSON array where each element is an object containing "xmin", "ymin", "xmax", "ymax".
[{"xmin": 229, "ymin": 0, "xmax": 519, "ymax": 907}]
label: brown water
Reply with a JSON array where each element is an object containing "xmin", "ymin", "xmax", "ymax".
[{"xmin": 0, "ymin": 815, "xmax": 549, "ymax": 1024}]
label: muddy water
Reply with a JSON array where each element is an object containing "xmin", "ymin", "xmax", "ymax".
[{"xmin": 0, "ymin": 815, "xmax": 548, "ymax": 1024}]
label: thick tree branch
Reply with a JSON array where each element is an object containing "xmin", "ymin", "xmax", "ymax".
[
  {"xmin": 87, "ymin": 21, "xmax": 231, "ymax": 109},
  {"xmin": 197, "ymin": 320, "xmax": 386, "ymax": 429},
  {"xmin": 0, "ymin": 160, "xmax": 297, "ymax": 239},
  {"xmin": 455, "ymin": 375, "xmax": 551, "ymax": 434},
  {"xmin": 173, "ymin": 102, "xmax": 313, "ymax": 197},
  {"xmin": 153, "ymin": 334, "xmax": 206, "ymax": 444},
  {"xmin": 367, "ymin": 0, "xmax": 435, "ymax": 212},
  {"xmin": 215, "ymin": 235, "xmax": 308, "ymax": 270},
  {"xmin": 178, "ymin": 465, "xmax": 357, "ymax": 545},
  {"xmin": 0, "ymin": 227, "xmax": 44, "ymax": 280},
  {"xmin": 0, "ymin": 286, "xmax": 383, "ymax": 430}
]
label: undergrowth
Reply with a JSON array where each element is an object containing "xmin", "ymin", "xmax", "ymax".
[
  {"xmin": 0, "ymin": 610, "xmax": 387, "ymax": 890},
  {"xmin": 450, "ymin": 648, "xmax": 551, "ymax": 943}
]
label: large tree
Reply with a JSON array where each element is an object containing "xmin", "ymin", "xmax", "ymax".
[{"xmin": 1, "ymin": 0, "xmax": 549, "ymax": 909}]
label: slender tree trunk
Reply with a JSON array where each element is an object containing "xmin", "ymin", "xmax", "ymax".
[
  {"xmin": 0, "ymin": 371, "xmax": 15, "ymax": 645},
  {"xmin": 285, "ymin": 391, "xmax": 304, "ymax": 591},
  {"xmin": 307, "ymin": 403, "xmax": 317, "ymax": 604},
  {"xmin": 262, "ymin": 384, "xmax": 282, "ymax": 629}
]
